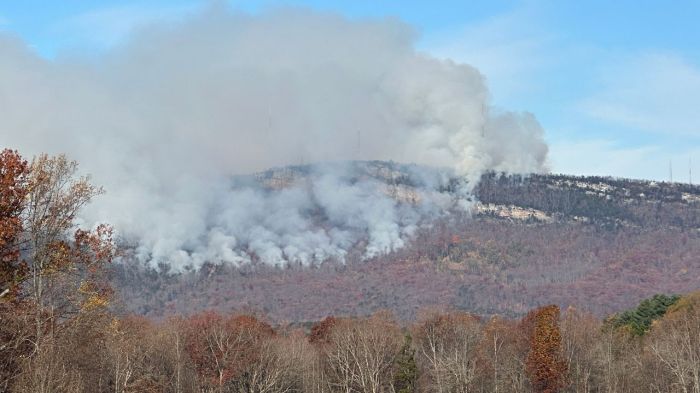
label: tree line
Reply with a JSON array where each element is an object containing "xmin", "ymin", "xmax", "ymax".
[{"xmin": 2, "ymin": 149, "xmax": 700, "ymax": 392}]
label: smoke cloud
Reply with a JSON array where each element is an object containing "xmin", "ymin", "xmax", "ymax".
[{"xmin": 0, "ymin": 6, "xmax": 548, "ymax": 269}]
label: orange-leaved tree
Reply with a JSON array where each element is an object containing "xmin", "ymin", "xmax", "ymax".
[
  {"xmin": 0, "ymin": 149, "xmax": 29, "ymax": 302},
  {"xmin": 523, "ymin": 305, "xmax": 567, "ymax": 393},
  {"xmin": 0, "ymin": 149, "xmax": 31, "ymax": 391}
]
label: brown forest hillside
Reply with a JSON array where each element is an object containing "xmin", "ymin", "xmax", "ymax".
[{"xmin": 113, "ymin": 164, "xmax": 700, "ymax": 322}]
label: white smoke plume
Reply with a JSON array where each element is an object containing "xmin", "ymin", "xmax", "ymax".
[{"xmin": 0, "ymin": 6, "xmax": 548, "ymax": 269}]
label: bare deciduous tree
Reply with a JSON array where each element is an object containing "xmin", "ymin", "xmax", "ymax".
[
  {"xmin": 648, "ymin": 300, "xmax": 700, "ymax": 393},
  {"xmin": 413, "ymin": 311, "xmax": 483, "ymax": 393},
  {"xmin": 323, "ymin": 312, "xmax": 403, "ymax": 393}
]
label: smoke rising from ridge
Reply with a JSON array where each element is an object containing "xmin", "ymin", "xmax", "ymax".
[{"xmin": 0, "ymin": 6, "xmax": 548, "ymax": 269}]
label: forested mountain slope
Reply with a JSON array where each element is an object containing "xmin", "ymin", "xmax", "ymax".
[{"xmin": 113, "ymin": 164, "xmax": 700, "ymax": 322}]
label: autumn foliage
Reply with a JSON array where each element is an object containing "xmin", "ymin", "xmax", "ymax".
[
  {"xmin": 309, "ymin": 315, "xmax": 337, "ymax": 344},
  {"xmin": 0, "ymin": 149, "xmax": 115, "ymax": 391},
  {"xmin": 0, "ymin": 149, "xmax": 29, "ymax": 301},
  {"xmin": 182, "ymin": 312, "xmax": 274, "ymax": 389},
  {"xmin": 523, "ymin": 305, "xmax": 567, "ymax": 393}
]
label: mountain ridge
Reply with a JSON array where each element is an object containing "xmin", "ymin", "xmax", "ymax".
[{"xmin": 113, "ymin": 162, "xmax": 700, "ymax": 322}]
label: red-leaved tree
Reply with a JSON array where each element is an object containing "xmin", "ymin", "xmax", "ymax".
[{"xmin": 183, "ymin": 312, "xmax": 274, "ymax": 392}]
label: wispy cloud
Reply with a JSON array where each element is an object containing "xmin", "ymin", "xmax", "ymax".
[
  {"xmin": 423, "ymin": 5, "xmax": 559, "ymax": 106},
  {"xmin": 579, "ymin": 52, "xmax": 700, "ymax": 137},
  {"xmin": 550, "ymin": 137, "xmax": 700, "ymax": 182},
  {"xmin": 550, "ymin": 139, "xmax": 662, "ymax": 179}
]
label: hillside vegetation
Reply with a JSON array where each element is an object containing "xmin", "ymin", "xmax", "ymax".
[{"xmin": 115, "ymin": 165, "xmax": 700, "ymax": 321}]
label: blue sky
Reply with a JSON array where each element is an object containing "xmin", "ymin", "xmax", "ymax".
[{"xmin": 1, "ymin": 0, "xmax": 699, "ymax": 181}]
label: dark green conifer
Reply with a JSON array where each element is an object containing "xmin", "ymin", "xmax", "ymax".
[
  {"xmin": 611, "ymin": 294, "xmax": 681, "ymax": 335},
  {"xmin": 394, "ymin": 333, "xmax": 418, "ymax": 393}
]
